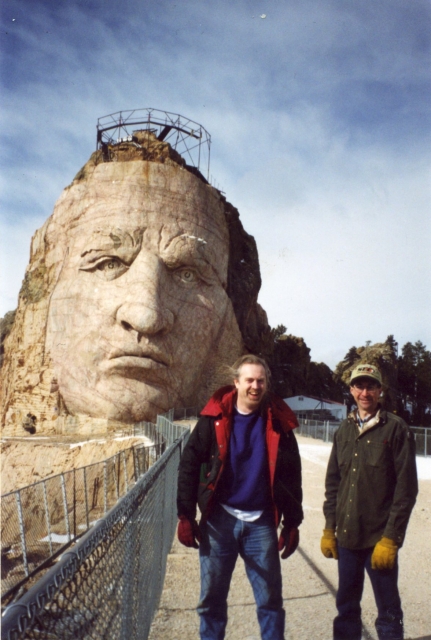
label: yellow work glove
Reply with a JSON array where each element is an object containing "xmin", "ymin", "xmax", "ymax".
[
  {"xmin": 371, "ymin": 537, "xmax": 398, "ymax": 570},
  {"xmin": 320, "ymin": 529, "xmax": 338, "ymax": 559}
]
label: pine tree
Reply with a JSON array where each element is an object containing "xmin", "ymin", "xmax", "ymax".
[
  {"xmin": 333, "ymin": 339, "xmax": 398, "ymax": 411},
  {"xmin": 398, "ymin": 341, "xmax": 431, "ymax": 425}
]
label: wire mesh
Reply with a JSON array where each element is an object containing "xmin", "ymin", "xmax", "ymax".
[
  {"xmin": 1, "ymin": 428, "xmax": 190, "ymax": 640},
  {"xmin": 1, "ymin": 418, "xmax": 179, "ymax": 601},
  {"xmin": 1, "ymin": 494, "xmax": 24, "ymax": 586}
]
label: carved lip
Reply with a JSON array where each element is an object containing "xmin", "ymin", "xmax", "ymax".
[{"xmin": 107, "ymin": 346, "xmax": 171, "ymax": 368}]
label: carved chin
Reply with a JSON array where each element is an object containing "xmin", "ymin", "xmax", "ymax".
[{"xmin": 57, "ymin": 374, "xmax": 174, "ymax": 424}]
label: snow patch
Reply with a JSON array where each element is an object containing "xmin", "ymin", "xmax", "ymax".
[
  {"xmin": 299, "ymin": 443, "xmax": 331, "ymax": 468},
  {"xmin": 68, "ymin": 435, "xmax": 151, "ymax": 449},
  {"xmin": 416, "ymin": 456, "xmax": 431, "ymax": 481},
  {"xmin": 181, "ymin": 234, "xmax": 207, "ymax": 244},
  {"xmin": 39, "ymin": 533, "xmax": 74, "ymax": 544},
  {"xmin": 299, "ymin": 441, "xmax": 431, "ymax": 480}
]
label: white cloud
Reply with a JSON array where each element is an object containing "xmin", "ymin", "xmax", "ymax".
[{"xmin": 1, "ymin": 0, "xmax": 430, "ymax": 370}]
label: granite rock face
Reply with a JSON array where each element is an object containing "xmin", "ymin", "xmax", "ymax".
[{"xmin": 1, "ymin": 139, "xmax": 270, "ymax": 436}]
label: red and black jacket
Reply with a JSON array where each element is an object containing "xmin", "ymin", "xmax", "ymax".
[{"xmin": 177, "ymin": 386, "xmax": 303, "ymax": 529}]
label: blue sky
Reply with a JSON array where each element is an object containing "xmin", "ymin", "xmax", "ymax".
[{"xmin": 1, "ymin": 0, "xmax": 430, "ymax": 368}]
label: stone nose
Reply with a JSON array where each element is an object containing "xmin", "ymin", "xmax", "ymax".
[{"xmin": 116, "ymin": 302, "xmax": 174, "ymax": 336}]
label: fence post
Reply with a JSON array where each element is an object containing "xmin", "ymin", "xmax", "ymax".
[
  {"xmin": 123, "ymin": 450, "xmax": 129, "ymax": 492},
  {"xmin": 104, "ymin": 461, "xmax": 108, "ymax": 516},
  {"xmin": 425, "ymin": 428, "xmax": 428, "ymax": 457},
  {"xmin": 133, "ymin": 446, "xmax": 138, "ymax": 481},
  {"xmin": 42, "ymin": 481, "xmax": 53, "ymax": 555},
  {"xmin": 325, "ymin": 421, "xmax": 329, "ymax": 443},
  {"xmin": 60, "ymin": 473, "xmax": 71, "ymax": 542},
  {"xmin": 73, "ymin": 468, "xmax": 77, "ymax": 540},
  {"xmin": 115, "ymin": 455, "xmax": 120, "ymax": 501},
  {"xmin": 15, "ymin": 490, "xmax": 29, "ymax": 577},
  {"xmin": 157, "ymin": 443, "xmax": 168, "ymax": 606},
  {"xmin": 83, "ymin": 466, "xmax": 89, "ymax": 530}
]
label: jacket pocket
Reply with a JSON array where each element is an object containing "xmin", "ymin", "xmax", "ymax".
[{"xmin": 364, "ymin": 441, "xmax": 390, "ymax": 467}]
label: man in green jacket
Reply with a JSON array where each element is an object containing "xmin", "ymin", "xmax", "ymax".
[{"xmin": 321, "ymin": 364, "xmax": 418, "ymax": 640}]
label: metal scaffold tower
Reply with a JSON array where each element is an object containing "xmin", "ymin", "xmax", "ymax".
[{"xmin": 96, "ymin": 108, "xmax": 211, "ymax": 181}]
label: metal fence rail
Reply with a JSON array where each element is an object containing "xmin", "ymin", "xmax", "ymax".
[
  {"xmin": 296, "ymin": 418, "xmax": 430, "ymax": 456},
  {"xmin": 1, "ymin": 422, "xmax": 190, "ymax": 640},
  {"xmin": 296, "ymin": 418, "xmax": 339, "ymax": 443},
  {"xmin": 1, "ymin": 418, "xmax": 177, "ymax": 601},
  {"xmin": 410, "ymin": 426, "xmax": 430, "ymax": 457},
  {"xmin": 172, "ymin": 406, "xmax": 200, "ymax": 421}
]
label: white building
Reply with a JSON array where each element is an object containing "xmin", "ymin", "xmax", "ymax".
[{"xmin": 284, "ymin": 395, "xmax": 347, "ymax": 422}]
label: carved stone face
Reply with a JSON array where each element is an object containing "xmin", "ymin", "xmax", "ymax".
[{"xmin": 46, "ymin": 162, "xmax": 241, "ymax": 422}]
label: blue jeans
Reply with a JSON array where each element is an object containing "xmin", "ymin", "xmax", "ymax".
[
  {"xmin": 198, "ymin": 504, "xmax": 285, "ymax": 640},
  {"xmin": 334, "ymin": 546, "xmax": 403, "ymax": 640}
]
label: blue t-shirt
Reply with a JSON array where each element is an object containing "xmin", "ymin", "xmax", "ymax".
[{"xmin": 216, "ymin": 407, "xmax": 271, "ymax": 510}]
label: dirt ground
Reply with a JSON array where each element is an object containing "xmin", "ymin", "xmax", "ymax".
[
  {"xmin": 1, "ymin": 434, "xmax": 151, "ymax": 495},
  {"xmin": 149, "ymin": 435, "xmax": 431, "ymax": 640}
]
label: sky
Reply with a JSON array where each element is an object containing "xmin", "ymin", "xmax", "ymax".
[{"xmin": 1, "ymin": 0, "xmax": 430, "ymax": 370}]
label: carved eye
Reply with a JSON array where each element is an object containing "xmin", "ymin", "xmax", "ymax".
[
  {"xmin": 95, "ymin": 257, "xmax": 128, "ymax": 280},
  {"xmin": 174, "ymin": 267, "xmax": 199, "ymax": 284}
]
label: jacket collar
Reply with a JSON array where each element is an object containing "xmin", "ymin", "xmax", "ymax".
[
  {"xmin": 200, "ymin": 386, "xmax": 298, "ymax": 432},
  {"xmin": 200, "ymin": 385, "xmax": 237, "ymax": 418},
  {"xmin": 348, "ymin": 404, "xmax": 388, "ymax": 434}
]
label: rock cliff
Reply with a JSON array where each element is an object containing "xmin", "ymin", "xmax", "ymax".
[{"xmin": 1, "ymin": 133, "xmax": 270, "ymax": 437}]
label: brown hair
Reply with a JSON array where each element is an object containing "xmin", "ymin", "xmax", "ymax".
[{"xmin": 226, "ymin": 354, "xmax": 271, "ymax": 388}]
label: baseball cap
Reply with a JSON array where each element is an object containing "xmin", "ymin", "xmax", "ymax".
[{"xmin": 350, "ymin": 364, "xmax": 382, "ymax": 386}]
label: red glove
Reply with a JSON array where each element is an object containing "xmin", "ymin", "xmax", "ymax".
[
  {"xmin": 278, "ymin": 527, "xmax": 299, "ymax": 559},
  {"xmin": 177, "ymin": 515, "xmax": 201, "ymax": 548}
]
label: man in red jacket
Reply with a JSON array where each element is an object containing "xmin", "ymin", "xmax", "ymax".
[{"xmin": 177, "ymin": 354, "xmax": 303, "ymax": 640}]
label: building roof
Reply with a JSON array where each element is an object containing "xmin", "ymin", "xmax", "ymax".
[{"xmin": 284, "ymin": 395, "xmax": 345, "ymax": 406}]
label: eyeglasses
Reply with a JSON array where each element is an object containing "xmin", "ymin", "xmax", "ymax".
[{"xmin": 352, "ymin": 382, "xmax": 380, "ymax": 391}]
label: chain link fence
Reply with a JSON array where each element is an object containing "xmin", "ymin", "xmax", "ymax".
[
  {"xmin": 1, "ymin": 415, "xmax": 186, "ymax": 603},
  {"xmin": 296, "ymin": 418, "xmax": 431, "ymax": 456},
  {"xmin": 1, "ymin": 415, "xmax": 190, "ymax": 639}
]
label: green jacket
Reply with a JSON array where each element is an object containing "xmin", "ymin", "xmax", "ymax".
[{"xmin": 323, "ymin": 409, "xmax": 418, "ymax": 549}]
